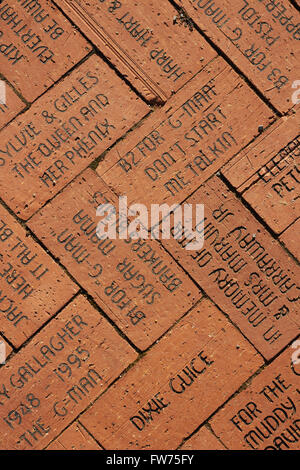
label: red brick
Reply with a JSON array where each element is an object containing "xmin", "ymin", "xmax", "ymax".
[
  {"xmin": 53, "ymin": 0, "xmax": 217, "ymax": 103},
  {"xmin": 176, "ymin": 0, "xmax": 300, "ymax": 113},
  {"xmin": 161, "ymin": 176, "xmax": 300, "ymax": 360},
  {"xmin": 47, "ymin": 422, "xmax": 102, "ymax": 450},
  {"xmin": 80, "ymin": 299, "xmax": 263, "ymax": 450},
  {"xmin": 0, "ymin": 295, "xmax": 137, "ymax": 450},
  {"xmin": 0, "ymin": 54, "xmax": 148, "ymax": 220},
  {"xmin": 0, "ymin": 81, "xmax": 25, "ymax": 130},
  {"xmin": 222, "ymin": 114, "xmax": 299, "ymax": 234},
  {"xmin": 0, "ymin": 336, "xmax": 12, "ymax": 365},
  {"xmin": 97, "ymin": 56, "xmax": 273, "ymax": 208},
  {"xmin": 181, "ymin": 426, "xmax": 226, "ymax": 450},
  {"xmin": 210, "ymin": 344, "xmax": 300, "ymax": 450},
  {"xmin": 0, "ymin": 0, "xmax": 91, "ymax": 102},
  {"xmin": 28, "ymin": 168, "xmax": 201, "ymax": 350},
  {"xmin": 0, "ymin": 204, "xmax": 78, "ymax": 347},
  {"xmin": 280, "ymin": 218, "xmax": 300, "ymax": 261}
]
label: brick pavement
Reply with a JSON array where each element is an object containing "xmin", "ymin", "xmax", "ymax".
[{"xmin": 0, "ymin": 0, "xmax": 299, "ymax": 451}]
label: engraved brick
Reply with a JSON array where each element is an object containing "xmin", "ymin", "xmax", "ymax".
[
  {"xmin": 176, "ymin": 0, "xmax": 300, "ymax": 113},
  {"xmin": 0, "ymin": 204, "xmax": 78, "ymax": 347},
  {"xmin": 210, "ymin": 345, "xmax": 300, "ymax": 450},
  {"xmin": 0, "ymin": 81, "xmax": 25, "ymax": 130},
  {"xmin": 280, "ymin": 218, "xmax": 300, "ymax": 261},
  {"xmin": 53, "ymin": 0, "xmax": 217, "ymax": 103},
  {"xmin": 181, "ymin": 426, "xmax": 226, "ymax": 450},
  {"xmin": 80, "ymin": 299, "xmax": 263, "ymax": 450},
  {"xmin": 0, "ymin": 0, "xmax": 91, "ymax": 102},
  {"xmin": 0, "ymin": 295, "xmax": 137, "ymax": 450},
  {"xmin": 161, "ymin": 176, "xmax": 300, "ymax": 360},
  {"xmin": 47, "ymin": 422, "xmax": 102, "ymax": 450},
  {"xmin": 28, "ymin": 168, "xmax": 201, "ymax": 351},
  {"xmin": 0, "ymin": 54, "xmax": 148, "ymax": 220},
  {"xmin": 97, "ymin": 56, "xmax": 273, "ymax": 208},
  {"xmin": 222, "ymin": 114, "xmax": 300, "ymax": 234}
]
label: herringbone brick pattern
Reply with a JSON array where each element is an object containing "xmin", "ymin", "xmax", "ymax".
[{"xmin": 0, "ymin": 0, "xmax": 299, "ymax": 450}]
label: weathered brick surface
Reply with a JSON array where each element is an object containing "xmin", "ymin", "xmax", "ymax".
[
  {"xmin": 223, "ymin": 113, "xmax": 299, "ymax": 234},
  {"xmin": 53, "ymin": 0, "xmax": 217, "ymax": 103},
  {"xmin": 97, "ymin": 56, "xmax": 273, "ymax": 209},
  {"xmin": 0, "ymin": 295, "xmax": 137, "ymax": 450},
  {"xmin": 28, "ymin": 169, "xmax": 201, "ymax": 351},
  {"xmin": 175, "ymin": 0, "xmax": 300, "ymax": 113},
  {"xmin": 210, "ymin": 343, "xmax": 300, "ymax": 450},
  {"xmin": 0, "ymin": 0, "xmax": 298, "ymax": 452},
  {"xmin": 181, "ymin": 426, "xmax": 226, "ymax": 450},
  {"xmin": 80, "ymin": 299, "xmax": 263, "ymax": 450},
  {"xmin": 0, "ymin": 203, "xmax": 78, "ymax": 347},
  {"xmin": 47, "ymin": 422, "xmax": 102, "ymax": 450},
  {"xmin": 0, "ymin": 0, "xmax": 91, "ymax": 102},
  {"xmin": 0, "ymin": 54, "xmax": 148, "ymax": 220},
  {"xmin": 161, "ymin": 176, "xmax": 300, "ymax": 360},
  {"xmin": 0, "ymin": 81, "xmax": 25, "ymax": 130},
  {"xmin": 280, "ymin": 218, "xmax": 300, "ymax": 261}
]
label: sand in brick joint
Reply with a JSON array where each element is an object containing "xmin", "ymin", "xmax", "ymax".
[{"xmin": 47, "ymin": 422, "xmax": 102, "ymax": 450}]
